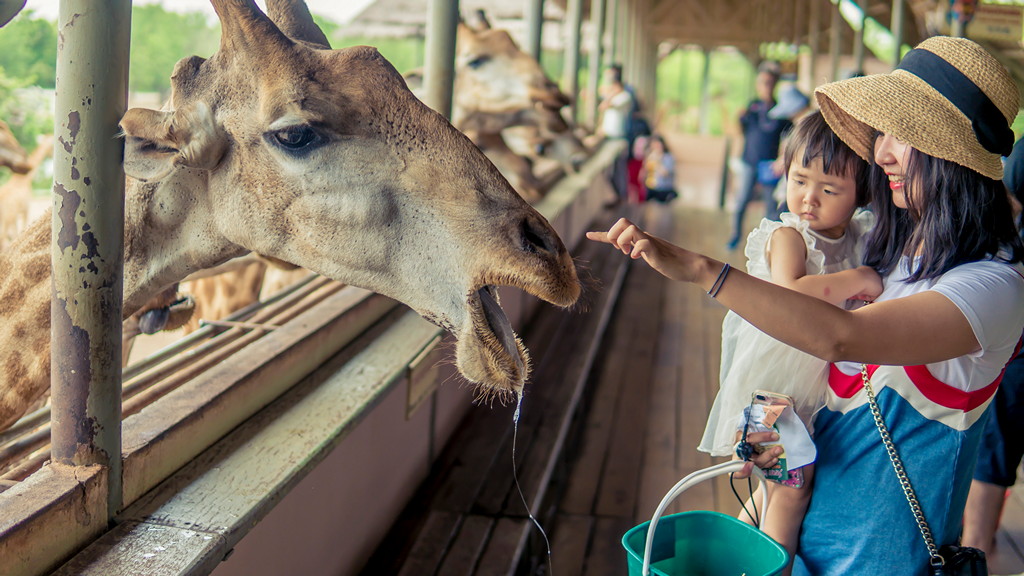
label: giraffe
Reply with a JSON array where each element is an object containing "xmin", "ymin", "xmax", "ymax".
[
  {"xmin": 0, "ymin": 0, "xmax": 580, "ymax": 432},
  {"xmin": 137, "ymin": 11, "xmax": 588, "ymax": 346},
  {"xmin": 405, "ymin": 13, "xmax": 589, "ymax": 202},
  {"xmin": 0, "ymin": 133, "xmax": 54, "ymax": 248},
  {"xmin": 0, "ymin": 119, "xmax": 30, "ymax": 175}
]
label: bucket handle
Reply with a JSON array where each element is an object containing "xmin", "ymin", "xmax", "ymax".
[{"xmin": 642, "ymin": 460, "xmax": 769, "ymax": 576}]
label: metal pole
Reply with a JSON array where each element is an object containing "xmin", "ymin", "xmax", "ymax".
[
  {"xmin": 586, "ymin": 0, "xmax": 607, "ymax": 130},
  {"xmin": 51, "ymin": 0, "xmax": 132, "ymax": 519},
  {"xmin": 608, "ymin": 0, "xmax": 621, "ymax": 66},
  {"xmin": 423, "ymin": 0, "xmax": 459, "ymax": 118},
  {"xmin": 525, "ymin": 0, "xmax": 544, "ymax": 61},
  {"xmin": 562, "ymin": 0, "xmax": 583, "ymax": 124},
  {"xmin": 808, "ymin": 0, "xmax": 820, "ymax": 86},
  {"xmin": 853, "ymin": 0, "xmax": 867, "ymax": 73},
  {"xmin": 891, "ymin": 0, "xmax": 905, "ymax": 67},
  {"xmin": 699, "ymin": 47, "xmax": 712, "ymax": 135},
  {"xmin": 829, "ymin": 0, "xmax": 841, "ymax": 81}
]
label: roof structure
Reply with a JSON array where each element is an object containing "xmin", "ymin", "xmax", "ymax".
[
  {"xmin": 338, "ymin": 0, "xmax": 573, "ymax": 49},
  {"xmin": 342, "ymin": 0, "xmax": 1024, "ymax": 92}
]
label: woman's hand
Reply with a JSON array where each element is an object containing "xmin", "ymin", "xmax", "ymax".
[
  {"xmin": 731, "ymin": 431, "xmax": 785, "ymax": 478},
  {"xmin": 586, "ymin": 217, "xmax": 708, "ymax": 284},
  {"xmin": 850, "ymin": 266, "xmax": 884, "ymax": 303}
]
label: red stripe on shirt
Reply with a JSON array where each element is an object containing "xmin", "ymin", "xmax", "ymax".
[{"xmin": 828, "ymin": 363, "xmax": 1004, "ymax": 411}]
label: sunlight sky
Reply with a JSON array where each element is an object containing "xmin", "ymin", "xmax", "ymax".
[{"xmin": 22, "ymin": 0, "xmax": 375, "ymax": 25}]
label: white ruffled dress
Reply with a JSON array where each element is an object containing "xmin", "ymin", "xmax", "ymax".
[{"xmin": 697, "ymin": 210, "xmax": 875, "ymax": 457}]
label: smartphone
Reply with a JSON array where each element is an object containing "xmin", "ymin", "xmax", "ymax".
[{"xmin": 743, "ymin": 390, "xmax": 802, "ymax": 487}]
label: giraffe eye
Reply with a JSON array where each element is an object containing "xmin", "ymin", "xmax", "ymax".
[
  {"xmin": 269, "ymin": 125, "xmax": 322, "ymax": 152},
  {"xmin": 466, "ymin": 55, "xmax": 489, "ymax": 69}
]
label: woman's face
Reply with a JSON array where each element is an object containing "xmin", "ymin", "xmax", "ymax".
[{"xmin": 873, "ymin": 132, "xmax": 914, "ymax": 209}]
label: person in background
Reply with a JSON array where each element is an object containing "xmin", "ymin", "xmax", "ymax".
[
  {"xmin": 765, "ymin": 83, "xmax": 812, "ymax": 221},
  {"xmin": 728, "ymin": 61, "xmax": 793, "ymax": 251},
  {"xmin": 961, "ymin": 136, "xmax": 1024, "ymax": 559},
  {"xmin": 596, "ymin": 63, "xmax": 636, "ymax": 202},
  {"xmin": 640, "ymin": 134, "xmax": 678, "ymax": 204}
]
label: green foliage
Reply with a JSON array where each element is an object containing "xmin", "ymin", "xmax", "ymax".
[
  {"xmin": 0, "ymin": 10, "xmax": 57, "ymax": 88},
  {"xmin": 656, "ymin": 48, "xmax": 755, "ymax": 136},
  {"xmin": 312, "ymin": 14, "xmax": 339, "ymax": 43},
  {"xmin": 0, "ymin": 67, "xmax": 54, "ymax": 156},
  {"xmin": 129, "ymin": 5, "xmax": 219, "ymax": 96}
]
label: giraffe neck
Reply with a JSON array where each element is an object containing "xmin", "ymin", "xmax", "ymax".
[
  {"xmin": 121, "ymin": 171, "xmax": 245, "ymax": 314},
  {"xmin": 0, "ymin": 169, "xmax": 242, "ymax": 431}
]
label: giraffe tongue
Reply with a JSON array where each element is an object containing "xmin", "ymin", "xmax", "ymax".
[{"xmin": 478, "ymin": 286, "xmax": 524, "ymax": 376}]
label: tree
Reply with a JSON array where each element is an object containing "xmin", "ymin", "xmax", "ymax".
[
  {"xmin": 129, "ymin": 5, "xmax": 219, "ymax": 97},
  {"xmin": 0, "ymin": 10, "xmax": 57, "ymax": 88}
]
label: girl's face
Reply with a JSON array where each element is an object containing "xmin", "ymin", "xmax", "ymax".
[
  {"xmin": 785, "ymin": 148, "xmax": 860, "ymax": 239},
  {"xmin": 873, "ymin": 132, "xmax": 914, "ymax": 209}
]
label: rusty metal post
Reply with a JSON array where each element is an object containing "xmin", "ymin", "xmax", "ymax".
[
  {"xmin": 423, "ymin": 0, "xmax": 458, "ymax": 119},
  {"xmin": 51, "ymin": 0, "xmax": 131, "ymax": 519},
  {"xmin": 525, "ymin": 0, "xmax": 544, "ymax": 61}
]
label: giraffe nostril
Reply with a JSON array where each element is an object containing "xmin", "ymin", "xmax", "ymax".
[{"xmin": 520, "ymin": 216, "xmax": 556, "ymax": 256}]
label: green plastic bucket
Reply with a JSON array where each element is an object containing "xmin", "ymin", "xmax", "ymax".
[{"xmin": 622, "ymin": 461, "xmax": 789, "ymax": 576}]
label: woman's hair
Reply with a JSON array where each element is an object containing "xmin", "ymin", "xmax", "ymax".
[
  {"xmin": 864, "ymin": 143, "xmax": 1024, "ymax": 280},
  {"xmin": 782, "ymin": 110, "xmax": 870, "ymax": 206}
]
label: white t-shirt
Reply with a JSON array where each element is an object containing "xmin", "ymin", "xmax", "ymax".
[
  {"xmin": 834, "ymin": 255, "xmax": 1024, "ymax": 390},
  {"xmin": 600, "ymin": 89, "xmax": 633, "ymax": 140}
]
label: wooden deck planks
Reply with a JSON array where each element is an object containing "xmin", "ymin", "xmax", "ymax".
[{"xmin": 361, "ymin": 211, "xmax": 632, "ymax": 575}]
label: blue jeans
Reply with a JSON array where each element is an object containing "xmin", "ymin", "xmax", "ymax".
[
  {"xmin": 974, "ymin": 348, "xmax": 1024, "ymax": 487},
  {"xmin": 730, "ymin": 161, "xmax": 780, "ymax": 245}
]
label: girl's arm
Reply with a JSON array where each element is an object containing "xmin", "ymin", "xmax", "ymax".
[
  {"xmin": 768, "ymin": 227, "xmax": 882, "ymax": 307},
  {"xmin": 586, "ymin": 218, "xmax": 980, "ymax": 366}
]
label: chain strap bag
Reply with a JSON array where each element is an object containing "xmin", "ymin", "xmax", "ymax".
[{"xmin": 859, "ymin": 365, "xmax": 988, "ymax": 576}]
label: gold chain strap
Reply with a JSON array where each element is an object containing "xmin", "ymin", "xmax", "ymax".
[{"xmin": 860, "ymin": 365, "xmax": 945, "ymax": 569}]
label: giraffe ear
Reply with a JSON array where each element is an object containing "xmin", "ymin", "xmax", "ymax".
[{"xmin": 120, "ymin": 102, "xmax": 227, "ymax": 182}]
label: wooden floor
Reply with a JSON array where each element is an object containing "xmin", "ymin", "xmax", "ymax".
[{"xmin": 538, "ymin": 133, "xmax": 1024, "ymax": 576}]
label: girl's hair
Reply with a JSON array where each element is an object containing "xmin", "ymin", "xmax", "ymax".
[
  {"xmin": 647, "ymin": 134, "xmax": 669, "ymax": 154},
  {"xmin": 783, "ymin": 110, "xmax": 870, "ymax": 206},
  {"xmin": 864, "ymin": 144, "xmax": 1024, "ymax": 281}
]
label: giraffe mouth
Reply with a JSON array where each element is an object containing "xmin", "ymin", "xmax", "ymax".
[{"xmin": 457, "ymin": 285, "xmax": 529, "ymax": 403}]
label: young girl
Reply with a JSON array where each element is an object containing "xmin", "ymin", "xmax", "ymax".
[
  {"xmin": 697, "ymin": 110, "xmax": 883, "ymax": 564},
  {"xmin": 640, "ymin": 134, "xmax": 678, "ymax": 203},
  {"xmin": 589, "ymin": 37, "xmax": 1024, "ymax": 575}
]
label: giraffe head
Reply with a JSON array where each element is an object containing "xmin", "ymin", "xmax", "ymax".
[
  {"xmin": 118, "ymin": 0, "xmax": 580, "ymax": 400},
  {"xmin": 452, "ymin": 14, "xmax": 572, "ymax": 138}
]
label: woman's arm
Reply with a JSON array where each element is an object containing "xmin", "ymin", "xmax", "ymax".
[
  {"xmin": 768, "ymin": 227, "xmax": 883, "ymax": 307},
  {"xmin": 587, "ymin": 218, "xmax": 980, "ymax": 365}
]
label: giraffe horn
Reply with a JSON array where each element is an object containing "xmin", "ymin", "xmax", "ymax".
[
  {"xmin": 265, "ymin": 0, "xmax": 331, "ymax": 49},
  {"xmin": 210, "ymin": 0, "xmax": 293, "ymax": 56}
]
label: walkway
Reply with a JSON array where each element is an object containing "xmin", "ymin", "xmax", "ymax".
[{"xmin": 544, "ymin": 133, "xmax": 1024, "ymax": 576}]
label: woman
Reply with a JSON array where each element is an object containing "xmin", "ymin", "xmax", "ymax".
[{"xmin": 588, "ymin": 36, "xmax": 1024, "ymax": 574}]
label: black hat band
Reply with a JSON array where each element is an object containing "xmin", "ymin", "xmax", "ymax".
[{"xmin": 897, "ymin": 48, "xmax": 1015, "ymax": 157}]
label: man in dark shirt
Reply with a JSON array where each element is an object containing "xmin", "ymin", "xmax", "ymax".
[{"xmin": 727, "ymin": 62, "xmax": 792, "ymax": 250}]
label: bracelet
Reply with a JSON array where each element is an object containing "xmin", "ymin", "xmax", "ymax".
[{"xmin": 707, "ymin": 263, "xmax": 731, "ymax": 298}]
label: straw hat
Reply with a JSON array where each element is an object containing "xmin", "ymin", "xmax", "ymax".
[{"xmin": 815, "ymin": 36, "xmax": 1019, "ymax": 180}]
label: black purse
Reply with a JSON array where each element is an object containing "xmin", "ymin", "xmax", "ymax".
[{"xmin": 859, "ymin": 366, "xmax": 988, "ymax": 576}]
